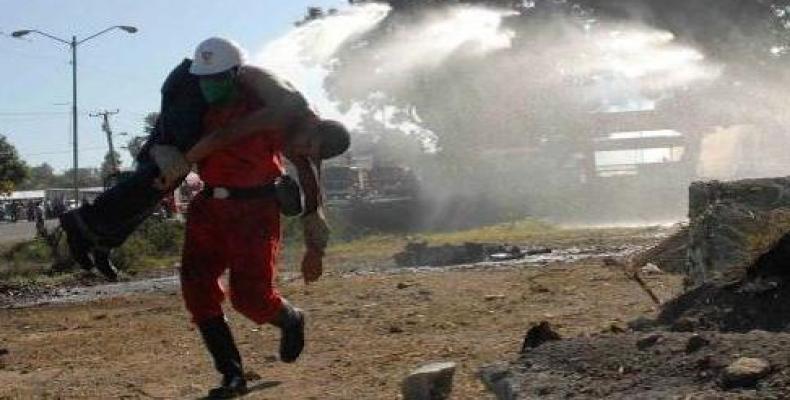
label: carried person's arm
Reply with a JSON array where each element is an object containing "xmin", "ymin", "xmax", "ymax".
[
  {"xmin": 288, "ymin": 154, "xmax": 329, "ymax": 284},
  {"xmin": 185, "ymin": 66, "xmax": 314, "ymax": 163}
]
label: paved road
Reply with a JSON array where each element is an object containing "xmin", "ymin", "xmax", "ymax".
[
  {"xmin": 0, "ymin": 221, "xmax": 37, "ymax": 244},
  {"xmin": 0, "ymin": 220, "xmax": 58, "ymax": 245}
]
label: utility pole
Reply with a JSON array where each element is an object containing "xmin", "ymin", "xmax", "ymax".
[
  {"xmin": 90, "ymin": 110, "xmax": 121, "ymax": 172},
  {"xmin": 11, "ymin": 26, "xmax": 137, "ymax": 203}
]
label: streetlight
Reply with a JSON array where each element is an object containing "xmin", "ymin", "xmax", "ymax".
[{"xmin": 11, "ymin": 26, "xmax": 137, "ymax": 203}]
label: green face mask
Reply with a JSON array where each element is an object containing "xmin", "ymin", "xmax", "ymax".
[{"xmin": 199, "ymin": 77, "xmax": 236, "ymax": 104}]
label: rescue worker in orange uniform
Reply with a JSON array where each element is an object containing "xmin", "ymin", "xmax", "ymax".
[{"xmin": 155, "ymin": 37, "xmax": 350, "ymax": 398}]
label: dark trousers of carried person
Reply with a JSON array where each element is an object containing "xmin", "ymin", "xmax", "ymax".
[
  {"xmin": 58, "ymin": 59, "xmax": 206, "ymax": 281},
  {"xmin": 180, "ymin": 98, "xmax": 305, "ymax": 398}
]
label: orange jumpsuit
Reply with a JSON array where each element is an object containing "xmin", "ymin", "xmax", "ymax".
[{"xmin": 180, "ymin": 94, "xmax": 286, "ymax": 325}]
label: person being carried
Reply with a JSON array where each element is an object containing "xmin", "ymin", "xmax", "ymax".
[
  {"xmin": 58, "ymin": 58, "xmax": 208, "ymax": 281},
  {"xmin": 155, "ymin": 37, "xmax": 350, "ymax": 399}
]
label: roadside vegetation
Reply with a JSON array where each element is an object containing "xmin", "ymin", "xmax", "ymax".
[
  {"xmin": 1, "ymin": 215, "xmax": 668, "ymax": 291},
  {"xmin": 0, "ymin": 218, "xmax": 184, "ymax": 289}
]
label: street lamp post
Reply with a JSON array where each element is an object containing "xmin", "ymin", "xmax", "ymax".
[{"xmin": 11, "ymin": 26, "xmax": 137, "ymax": 203}]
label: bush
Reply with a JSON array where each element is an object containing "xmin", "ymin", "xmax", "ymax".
[
  {"xmin": 109, "ymin": 218, "xmax": 185, "ymax": 271},
  {"xmin": 111, "ymin": 235, "xmax": 155, "ymax": 271},
  {"xmin": 4, "ymin": 240, "xmax": 51, "ymax": 264},
  {"xmin": 0, "ymin": 240, "xmax": 51, "ymax": 280},
  {"xmin": 137, "ymin": 218, "xmax": 184, "ymax": 255}
]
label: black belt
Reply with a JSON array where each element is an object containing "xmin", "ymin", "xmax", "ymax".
[{"xmin": 203, "ymin": 183, "xmax": 276, "ymax": 200}]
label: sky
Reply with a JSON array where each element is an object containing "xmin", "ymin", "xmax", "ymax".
[{"xmin": 0, "ymin": 0, "xmax": 347, "ymax": 171}]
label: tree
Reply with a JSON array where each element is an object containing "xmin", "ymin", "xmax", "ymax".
[
  {"xmin": 100, "ymin": 150, "xmax": 122, "ymax": 178},
  {"xmin": 143, "ymin": 112, "xmax": 159, "ymax": 135},
  {"xmin": 20, "ymin": 163, "xmax": 55, "ymax": 190},
  {"xmin": 59, "ymin": 168, "xmax": 102, "ymax": 188},
  {"xmin": 0, "ymin": 135, "xmax": 28, "ymax": 194},
  {"xmin": 123, "ymin": 112, "xmax": 159, "ymax": 162},
  {"xmin": 126, "ymin": 136, "xmax": 147, "ymax": 161}
]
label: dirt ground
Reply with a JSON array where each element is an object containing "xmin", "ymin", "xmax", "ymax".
[
  {"xmin": 497, "ymin": 330, "xmax": 790, "ymax": 399},
  {"xmin": 0, "ymin": 254, "xmax": 682, "ymax": 399}
]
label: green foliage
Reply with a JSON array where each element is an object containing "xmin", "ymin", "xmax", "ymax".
[
  {"xmin": 21, "ymin": 163, "xmax": 55, "ymax": 190},
  {"xmin": 0, "ymin": 135, "xmax": 28, "ymax": 194},
  {"xmin": 126, "ymin": 136, "xmax": 148, "ymax": 161},
  {"xmin": 143, "ymin": 112, "xmax": 159, "ymax": 135},
  {"xmin": 111, "ymin": 235, "xmax": 155, "ymax": 271},
  {"xmin": 0, "ymin": 240, "xmax": 52, "ymax": 280},
  {"xmin": 17, "ymin": 165, "xmax": 103, "ymax": 190},
  {"xmin": 60, "ymin": 168, "xmax": 103, "ymax": 188},
  {"xmin": 100, "ymin": 150, "xmax": 123, "ymax": 178},
  {"xmin": 3, "ymin": 240, "xmax": 51, "ymax": 264},
  {"xmin": 136, "ymin": 218, "xmax": 185, "ymax": 254},
  {"xmin": 110, "ymin": 219, "xmax": 184, "ymax": 271}
]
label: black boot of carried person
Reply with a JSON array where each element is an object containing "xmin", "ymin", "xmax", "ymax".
[
  {"xmin": 58, "ymin": 210, "xmax": 95, "ymax": 271},
  {"xmin": 272, "ymin": 302, "xmax": 305, "ymax": 363},
  {"xmin": 91, "ymin": 249, "xmax": 119, "ymax": 282},
  {"xmin": 198, "ymin": 316, "xmax": 248, "ymax": 399}
]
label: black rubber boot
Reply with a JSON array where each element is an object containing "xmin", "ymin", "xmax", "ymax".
[
  {"xmin": 198, "ymin": 316, "xmax": 248, "ymax": 399},
  {"xmin": 272, "ymin": 302, "xmax": 305, "ymax": 363},
  {"xmin": 58, "ymin": 211, "xmax": 94, "ymax": 271},
  {"xmin": 91, "ymin": 249, "xmax": 119, "ymax": 282}
]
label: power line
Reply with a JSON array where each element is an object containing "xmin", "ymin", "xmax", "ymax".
[
  {"xmin": 0, "ymin": 111, "xmax": 70, "ymax": 116},
  {"xmin": 0, "ymin": 146, "xmax": 107, "ymax": 157}
]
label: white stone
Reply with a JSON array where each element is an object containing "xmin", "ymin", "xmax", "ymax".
[
  {"xmin": 723, "ymin": 357, "xmax": 771, "ymax": 387},
  {"xmin": 640, "ymin": 263, "xmax": 663, "ymax": 275},
  {"xmin": 402, "ymin": 361, "xmax": 457, "ymax": 400}
]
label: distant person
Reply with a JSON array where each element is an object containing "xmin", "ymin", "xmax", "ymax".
[
  {"xmin": 35, "ymin": 202, "xmax": 45, "ymax": 233},
  {"xmin": 10, "ymin": 202, "xmax": 19, "ymax": 223},
  {"xmin": 163, "ymin": 37, "xmax": 350, "ymax": 398},
  {"xmin": 27, "ymin": 201, "xmax": 35, "ymax": 222}
]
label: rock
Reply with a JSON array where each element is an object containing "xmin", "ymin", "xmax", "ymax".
[
  {"xmin": 521, "ymin": 321, "xmax": 561, "ymax": 352},
  {"xmin": 722, "ymin": 357, "xmax": 771, "ymax": 388},
  {"xmin": 263, "ymin": 355, "xmax": 278, "ymax": 363},
  {"xmin": 636, "ymin": 334, "xmax": 663, "ymax": 350},
  {"xmin": 243, "ymin": 370, "xmax": 262, "ymax": 382},
  {"xmin": 640, "ymin": 263, "xmax": 663, "ymax": 275},
  {"xmin": 402, "ymin": 361, "xmax": 457, "ymax": 400},
  {"xmin": 603, "ymin": 323, "xmax": 626, "ymax": 334},
  {"xmin": 0, "ymin": 348, "xmax": 7, "ymax": 356},
  {"xmin": 479, "ymin": 362, "xmax": 518, "ymax": 400},
  {"xmin": 671, "ymin": 317, "xmax": 698, "ymax": 332},
  {"xmin": 484, "ymin": 294, "xmax": 506, "ymax": 301},
  {"xmin": 738, "ymin": 278, "xmax": 780, "ymax": 294},
  {"xmin": 627, "ymin": 316, "xmax": 657, "ymax": 332},
  {"xmin": 397, "ymin": 282, "xmax": 415, "ymax": 289},
  {"xmin": 530, "ymin": 284, "xmax": 551, "ymax": 294},
  {"xmin": 685, "ymin": 334, "xmax": 710, "ymax": 354},
  {"xmin": 389, "ymin": 325, "xmax": 404, "ymax": 334},
  {"xmin": 687, "ymin": 178, "xmax": 790, "ymax": 286}
]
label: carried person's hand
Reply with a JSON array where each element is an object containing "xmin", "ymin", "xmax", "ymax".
[
  {"xmin": 301, "ymin": 246, "xmax": 324, "ymax": 284},
  {"xmin": 149, "ymin": 145, "xmax": 190, "ymax": 191},
  {"xmin": 153, "ymin": 174, "xmax": 181, "ymax": 191},
  {"xmin": 301, "ymin": 211, "xmax": 330, "ymax": 250}
]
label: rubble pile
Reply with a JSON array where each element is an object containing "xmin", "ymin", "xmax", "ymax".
[
  {"xmin": 686, "ymin": 177, "xmax": 790, "ymax": 286},
  {"xmin": 635, "ymin": 225, "xmax": 689, "ymax": 274},
  {"xmin": 481, "ymin": 330, "xmax": 790, "ymax": 400},
  {"xmin": 482, "ymin": 177, "xmax": 790, "ymax": 399},
  {"xmin": 393, "ymin": 242, "xmax": 551, "ymax": 267}
]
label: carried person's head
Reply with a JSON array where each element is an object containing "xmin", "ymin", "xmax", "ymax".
[
  {"xmin": 289, "ymin": 119, "xmax": 351, "ymax": 160},
  {"xmin": 189, "ymin": 37, "xmax": 246, "ymax": 105}
]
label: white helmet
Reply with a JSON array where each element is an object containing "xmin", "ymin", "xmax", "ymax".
[{"xmin": 189, "ymin": 37, "xmax": 247, "ymax": 76}]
